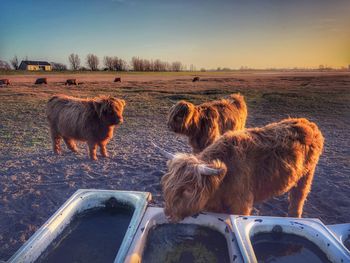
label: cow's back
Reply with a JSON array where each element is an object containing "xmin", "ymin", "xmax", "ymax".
[
  {"xmin": 209, "ymin": 99, "xmax": 247, "ymax": 133},
  {"xmin": 47, "ymin": 95, "xmax": 94, "ymax": 139}
]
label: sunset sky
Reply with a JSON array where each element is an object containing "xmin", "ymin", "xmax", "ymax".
[{"xmin": 0, "ymin": 0, "xmax": 349, "ymax": 69}]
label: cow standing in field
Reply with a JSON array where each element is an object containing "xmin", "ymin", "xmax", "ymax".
[
  {"xmin": 167, "ymin": 94, "xmax": 247, "ymax": 153},
  {"xmin": 114, "ymin": 77, "xmax": 121, "ymax": 82},
  {"xmin": 0, "ymin": 79, "xmax": 10, "ymax": 85},
  {"xmin": 192, "ymin": 77, "xmax": 200, "ymax": 82},
  {"xmin": 161, "ymin": 118, "xmax": 324, "ymax": 222},
  {"xmin": 35, "ymin": 78, "xmax": 47, "ymax": 84},
  {"xmin": 65, "ymin": 79, "xmax": 77, "ymax": 85},
  {"xmin": 46, "ymin": 95, "xmax": 126, "ymax": 160}
]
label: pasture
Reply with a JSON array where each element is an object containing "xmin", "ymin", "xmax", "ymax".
[{"xmin": 0, "ymin": 71, "xmax": 349, "ymax": 260}]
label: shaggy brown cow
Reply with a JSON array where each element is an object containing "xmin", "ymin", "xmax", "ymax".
[
  {"xmin": 0, "ymin": 79, "xmax": 10, "ymax": 85},
  {"xmin": 35, "ymin": 78, "xmax": 47, "ymax": 84},
  {"xmin": 114, "ymin": 77, "xmax": 122, "ymax": 82},
  {"xmin": 161, "ymin": 118, "xmax": 324, "ymax": 222},
  {"xmin": 65, "ymin": 79, "xmax": 77, "ymax": 85},
  {"xmin": 192, "ymin": 77, "xmax": 200, "ymax": 82},
  {"xmin": 167, "ymin": 94, "xmax": 247, "ymax": 153},
  {"xmin": 46, "ymin": 95, "xmax": 126, "ymax": 160}
]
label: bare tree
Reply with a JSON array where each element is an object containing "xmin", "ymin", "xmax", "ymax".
[
  {"xmin": 103, "ymin": 56, "xmax": 114, "ymax": 70},
  {"xmin": 131, "ymin": 57, "xmax": 142, "ymax": 71},
  {"xmin": 171, "ymin": 61, "xmax": 182, "ymax": 72},
  {"xmin": 0, "ymin": 60, "xmax": 11, "ymax": 70},
  {"xmin": 143, "ymin": 59, "xmax": 151, "ymax": 71},
  {"xmin": 10, "ymin": 55, "xmax": 19, "ymax": 70},
  {"xmin": 68, "ymin": 53, "xmax": 81, "ymax": 70},
  {"xmin": 131, "ymin": 56, "xmax": 185, "ymax": 72},
  {"xmin": 86, "ymin": 54, "xmax": 99, "ymax": 71},
  {"xmin": 51, "ymin": 62, "xmax": 67, "ymax": 71},
  {"xmin": 112, "ymin": 57, "xmax": 127, "ymax": 71},
  {"xmin": 154, "ymin": 59, "xmax": 169, "ymax": 71},
  {"xmin": 153, "ymin": 59, "xmax": 162, "ymax": 71}
]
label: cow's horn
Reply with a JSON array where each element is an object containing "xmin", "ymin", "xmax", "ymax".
[
  {"xmin": 198, "ymin": 164, "xmax": 221, "ymax": 176},
  {"xmin": 152, "ymin": 141, "xmax": 175, "ymax": 159}
]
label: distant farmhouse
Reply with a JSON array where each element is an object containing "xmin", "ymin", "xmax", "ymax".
[{"xmin": 19, "ymin": 60, "xmax": 52, "ymax": 71}]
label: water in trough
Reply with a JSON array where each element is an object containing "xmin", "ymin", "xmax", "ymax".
[
  {"xmin": 142, "ymin": 223, "xmax": 231, "ymax": 263},
  {"xmin": 251, "ymin": 232, "xmax": 332, "ymax": 263},
  {"xmin": 36, "ymin": 199, "xmax": 133, "ymax": 263}
]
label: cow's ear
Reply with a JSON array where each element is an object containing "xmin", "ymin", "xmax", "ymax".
[
  {"xmin": 120, "ymin": 99, "xmax": 126, "ymax": 107},
  {"xmin": 177, "ymin": 101, "xmax": 194, "ymax": 117}
]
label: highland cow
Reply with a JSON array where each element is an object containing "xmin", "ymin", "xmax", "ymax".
[
  {"xmin": 65, "ymin": 79, "xmax": 77, "ymax": 85},
  {"xmin": 167, "ymin": 94, "xmax": 247, "ymax": 153},
  {"xmin": 35, "ymin": 78, "xmax": 47, "ymax": 84},
  {"xmin": 192, "ymin": 77, "xmax": 200, "ymax": 82},
  {"xmin": 46, "ymin": 95, "xmax": 126, "ymax": 160},
  {"xmin": 114, "ymin": 77, "xmax": 121, "ymax": 82},
  {"xmin": 0, "ymin": 79, "xmax": 10, "ymax": 85},
  {"xmin": 161, "ymin": 118, "xmax": 324, "ymax": 222}
]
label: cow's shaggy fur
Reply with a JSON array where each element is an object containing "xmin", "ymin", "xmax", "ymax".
[
  {"xmin": 0, "ymin": 79, "xmax": 10, "ymax": 85},
  {"xmin": 65, "ymin": 79, "xmax": 77, "ymax": 85},
  {"xmin": 46, "ymin": 95, "xmax": 126, "ymax": 160},
  {"xmin": 162, "ymin": 118, "xmax": 324, "ymax": 222},
  {"xmin": 35, "ymin": 78, "xmax": 47, "ymax": 84},
  {"xmin": 114, "ymin": 77, "xmax": 121, "ymax": 82},
  {"xmin": 167, "ymin": 94, "xmax": 247, "ymax": 153}
]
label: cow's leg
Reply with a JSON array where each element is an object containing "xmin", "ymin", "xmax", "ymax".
[
  {"xmin": 99, "ymin": 141, "xmax": 108, "ymax": 158},
  {"xmin": 88, "ymin": 142, "xmax": 98, "ymax": 160},
  {"xmin": 63, "ymin": 137, "xmax": 78, "ymax": 153},
  {"xmin": 230, "ymin": 192, "xmax": 254, "ymax": 216},
  {"xmin": 288, "ymin": 166, "xmax": 316, "ymax": 217},
  {"xmin": 50, "ymin": 128, "xmax": 62, "ymax": 154}
]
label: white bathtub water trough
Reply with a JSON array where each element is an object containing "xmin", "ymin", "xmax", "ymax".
[{"xmin": 8, "ymin": 189, "xmax": 350, "ymax": 263}]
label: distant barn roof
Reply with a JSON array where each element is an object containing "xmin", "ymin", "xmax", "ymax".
[{"xmin": 21, "ymin": 60, "xmax": 51, "ymax": 66}]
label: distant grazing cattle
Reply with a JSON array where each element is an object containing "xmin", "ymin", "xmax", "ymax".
[
  {"xmin": 0, "ymin": 79, "xmax": 10, "ymax": 85},
  {"xmin": 35, "ymin": 78, "xmax": 47, "ymax": 84},
  {"xmin": 167, "ymin": 93, "xmax": 247, "ymax": 153},
  {"xmin": 192, "ymin": 77, "xmax": 200, "ymax": 82},
  {"xmin": 114, "ymin": 77, "xmax": 121, "ymax": 82},
  {"xmin": 46, "ymin": 95, "xmax": 126, "ymax": 160},
  {"xmin": 65, "ymin": 79, "xmax": 77, "ymax": 85},
  {"xmin": 161, "ymin": 118, "xmax": 324, "ymax": 222}
]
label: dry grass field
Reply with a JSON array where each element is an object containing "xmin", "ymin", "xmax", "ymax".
[{"xmin": 0, "ymin": 71, "xmax": 349, "ymax": 260}]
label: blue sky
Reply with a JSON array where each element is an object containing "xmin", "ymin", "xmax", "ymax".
[{"xmin": 0, "ymin": 0, "xmax": 349, "ymax": 69}]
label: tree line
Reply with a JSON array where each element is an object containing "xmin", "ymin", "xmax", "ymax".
[{"xmin": 1, "ymin": 54, "xmax": 187, "ymax": 72}]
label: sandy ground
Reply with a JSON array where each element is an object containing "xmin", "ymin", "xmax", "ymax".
[{"xmin": 0, "ymin": 72, "xmax": 349, "ymax": 260}]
